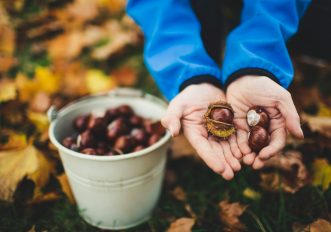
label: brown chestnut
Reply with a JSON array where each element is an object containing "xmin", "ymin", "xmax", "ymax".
[
  {"xmin": 133, "ymin": 145, "xmax": 145, "ymax": 152},
  {"xmin": 148, "ymin": 134, "xmax": 161, "ymax": 146},
  {"xmin": 248, "ymin": 126, "xmax": 269, "ymax": 152},
  {"xmin": 81, "ymin": 148, "xmax": 97, "ymax": 155},
  {"xmin": 144, "ymin": 120, "xmax": 166, "ymax": 136},
  {"xmin": 131, "ymin": 128, "xmax": 148, "ymax": 144},
  {"xmin": 106, "ymin": 148, "xmax": 123, "ymax": 156},
  {"xmin": 88, "ymin": 116, "xmax": 107, "ymax": 135},
  {"xmin": 114, "ymin": 135, "xmax": 135, "ymax": 153},
  {"xmin": 96, "ymin": 147, "xmax": 108, "ymax": 156},
  {"xmin": 129, "ymin": 115, "xmax": 143, "ymax": 127},
  {"xmin": 104, "ymin": 108, "xmax": 120, "ymax": 123},
  {"xmin": 210, "ymin": 107, "xmax": 234, "ymax": 124},
  {"xmin": 62, "ymin": 136, "xmax": 76, "ymax": 148},
  {"xmin": 73, "ymin": 115, "xmax": 90, "ymax": 132},
  {"xmin": 77, "ymin": 131, "xmax": 96, "ymax": 148},
  {"xmin": 106, "ymin": 118, "xmax": 129, "ymax": 141},
  {"xmin": 117, "ymin": 105, "xmax": 134, "ymax": 117},
  {"xmin": 247, "ymin": 106, "xmax": 270, "ymax": 129}
]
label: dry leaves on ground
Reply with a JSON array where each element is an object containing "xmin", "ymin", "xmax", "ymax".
[
  {"xmin": 167, "ymin": 218, "xmax": 195, "ymax": 232},
  {"xmin": 312, "ymin": 158, "xmax": 331, "ymax": 191},
  {"xmin": 260, "ymin": 151, "xmax": 309, "ymax": 193},
  {"xmin": 219, "ymin": 200, "xmax": 247, "ymax": 232}
]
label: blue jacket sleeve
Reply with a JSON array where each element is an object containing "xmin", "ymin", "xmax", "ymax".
[
  {"xmin": 126, "ymin": 0, "xmax": 221, "ymax": 100},
  {"xmin": 222, "ymin": 0, "xmax": 311, "ymax": 88}
]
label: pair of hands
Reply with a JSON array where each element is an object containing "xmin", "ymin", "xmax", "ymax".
[{"xmin": 161, "ymin": 75, "xmax": 304, "ymax": 180}]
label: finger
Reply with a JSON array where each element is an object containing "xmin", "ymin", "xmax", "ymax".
[
  {"xmin": 236, "ymin": 129, "xmax": 251, "ymax": 155},
  {"xmin": 242, "ymin": 152, "xmax": 256, "ymax": 165},
  {"xmin": 278, "ymin": 92, "xmax": 304, "ymax": 139},
  {"xmin": 228, "ymin": 134, "xmax": 243, "ymax": 159},
  {"xmin": 185, "ymin": 129, "xmax": 225, "ymax": 173},
  {"xmin": 252, "ymin": 157, "xmax": 265, "ymax": 170},
  {"xmin": 209, "ymin": 139, "xmax": 234, "ymax": 180},
  {"xmin": 258, "ymin": 127, "xmax": 286, "ymax": 160},
  {"xmin": 220, "ymin": 140, "xmax": 241, "ymax": 172},
  {"xmin": 161, "ymin": 101, "xmax": 183, "ymax": 137}
]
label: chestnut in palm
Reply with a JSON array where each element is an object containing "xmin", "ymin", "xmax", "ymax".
[
  {"xmin": 248, "ymin": 126, "xmax": 269, "ymax": 152},
  {"xmin": 247, "ymin": 106, "xmax": 270, "ymax": 129}
]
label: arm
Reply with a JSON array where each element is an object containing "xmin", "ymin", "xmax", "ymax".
[
  {"xmin": 222, "ymin": 0, "xmax": 311, "ymax": 87},
  {"xmin": 126, "ymin": 0, "xmax": 221, "ymax": 100}
]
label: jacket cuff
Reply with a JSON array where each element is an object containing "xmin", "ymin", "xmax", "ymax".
[
  {"xmin": 179, "ymin": 75, "xmax": 223, "ymax": 91},
  {"xmin": 224, "ymin": 68, "xmax": 281, "ymax": 89}
]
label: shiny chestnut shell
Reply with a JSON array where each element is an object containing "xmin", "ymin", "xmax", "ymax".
[{"xmin": 248, "ymin": 126, "xmax": 269, "ymax": 152}]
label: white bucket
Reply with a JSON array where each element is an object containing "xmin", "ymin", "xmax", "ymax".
[{"xmin": 48, "ymin": 88, "xmax": 171, "ymax": 230}]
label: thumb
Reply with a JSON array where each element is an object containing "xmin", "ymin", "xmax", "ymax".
[
  {"xmin": 161, "ymin": 101, "xmax": 183, "ymax": 137},
  {"xmin": 277, "ymin": 92, "xmax": 304, "ymax": 139}
]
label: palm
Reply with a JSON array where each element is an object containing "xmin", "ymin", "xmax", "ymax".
[{"xmin": 226, "ymin": 76, "xmax": 302, "ymax": 169}]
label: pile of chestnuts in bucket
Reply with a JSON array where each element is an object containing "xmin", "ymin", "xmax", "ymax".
[
  {"xmin": 204, "ymin": 102, "xmax": 270, "ymax": 152},
  {"xmin": 61, "ymin": 105, "xmax": 166, "ymax": 156}
]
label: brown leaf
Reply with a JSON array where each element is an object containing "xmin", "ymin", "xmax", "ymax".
[
  {"xmin": 29, "ymin": 91, "xmax": 51, "ymax": 113},
  {"xmin": 305, "ymin": 219, "xmax": 331, "ymax": 232},
  {"xmin": 0, "ymin": 130, "xmax": 27, "ymax": 151},
  {"xmin": 167, "ymin": 218, "xmax": 195, "ymax": 232},
  {"xmin": 0, "ymin": 55, "xmax": 16, "ymax": 72},
  {"xmin": 0, "ymin": 144, "xmax": 54, "ymax": 201},
  {"xmin": 260, "ymin": 151, "xmax": 309, "ymax": 193},
  {"xmin": 219, "ymin": 200, "xmax": 247, "ymax": 232},
  {"xmin": 57, "ymin": 174, "xmax": 75, "ymax": 204},
  {"xmin": 302, "ymin": 114, "xmax": 331, "ymax": 138},
  {"xmin": 0, "ymin": 79, "xmax": 17, "ymax": 102},
  {"xmin": 171, "ymin": 186, "xmax": 186, "ymax": 201},
  {"xmin": 111, "ymin": 65, "xmax": 138, "ymax": 86}
]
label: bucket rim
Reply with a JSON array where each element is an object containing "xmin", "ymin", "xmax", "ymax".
[{"xmin": 48, "ymin": 88, "xmax": 171, "ymax": 161}]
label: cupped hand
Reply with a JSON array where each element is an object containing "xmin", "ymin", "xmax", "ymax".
[
  {"xmin": 162, "ymin": 83, "xmax": 242, "ymax": 180},
  {"xmin": 226, "ymin": 75, "xmax": 304, "ymax": 169}
]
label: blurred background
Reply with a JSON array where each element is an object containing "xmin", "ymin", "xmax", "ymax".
[{"xmin": 0, "ymin": 0, "xmax": 331, "ymax": 231}]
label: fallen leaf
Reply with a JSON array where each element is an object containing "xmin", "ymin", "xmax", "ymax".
[
  {"xmin": 312, "ymin": 159, "xmax": 331, "ymax": 191},
  {"xmin": 57, "ymin": 174, "xmax": 75, "ymax": 204},
  {"xmin": 171, "ymin": 186, "xmax": 186, "ymax": 201},
  {"xmin": 28, "ymin": 191, "xmax": 60, "ymax": 204},
  {"xmin": 0, "ymin": 130, "xmax": 27, "ymax": 150},
  {"xmin": 0, "ymin": 80, "xmax": 17, "ymax": 102},
  {"xmin": 27, "ymin": 225, "xmax": 36, "ymax": 232},
  {"xmin": 15, "ymin": 73, "xmax": 38, "ymax": 102},
  {"xmin": 34, "ymin": 66, "xmax": 60, "ymax": 94},
  {"xmin": 305, "ymin": 219, "xmax": 331, "ymax": 232},
  {"xmin": 29, "ymin": 91, "xmax": 51, "ymax": 113},
  {"xmin": 27, "ymin": 111, "xmax": 49, "ymax": 132},
  {"xmin": 0, "ymin": 144, "xmax": 54, "ymax": 201},
  {"xmin": 111, "ymin": 65, "xmax": 138, "ymax": 86},
  {"xmin": 167, "ymin": 218, "xmax": 195, "ymax": 232},
  {"xmin": 219, "ymin": 200, "xmax": 247, "ymax": 232},
  {"xmin": 302, "ymin": 113, "xmax": 331, "ymax": 138},
  {"xmin": 85, "ymin": 69, "xmax": 116, "ymax": 93},
  {"xmin": 260, "ymin": 151, "xmax": 309, "ymax": 193},
  {"xmin": 242, "ymin": 188, "xmax": 261, "ymax": 201},
  {"xmin": 0, "ymin": 55, "xmax": 16, "ymax": 72},
  {"xmin": 170, "ymin": 135, "xmax": 197, "ymax": 159}
]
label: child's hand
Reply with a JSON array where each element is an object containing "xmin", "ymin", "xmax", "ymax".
[
  {"xmin": 162, "ymin": 83, "xmax": 242, "ymax": 180},
  {"xmin": 226, "ymin": 75, "xmax": 304, "ymax": 169}
]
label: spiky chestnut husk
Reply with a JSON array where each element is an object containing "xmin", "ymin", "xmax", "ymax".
[{"xmin": 204, "ymin": 102, "xmax": 235, "ymax": 139}]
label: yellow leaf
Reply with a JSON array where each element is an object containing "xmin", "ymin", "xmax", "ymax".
[
  {"xmin": 312, "ymin": 159, "xmax": 331, "ymax": 191},
  {"xmin": 167, "ymin": 218, "xmax": 195, "ymax": 232},
  {"xmin": 35, "ymin": 66, "xmax": 60, "ymax": 94},
  {"xmin": 85, "ymin": 69, "xmax": 116, "ymax": 93},
  {"xmin": 0, "ymin": 80, "xmax": 16, "ymax": 102},
  {"xmin": 57, "ymin": 174, "xmax": 75, "ymax": 204},
  {"xmin": 27, "ymin": 111, "xmax": 49, "ymax": 132},
  {"xmin": 318, "ymin": 102, "xmax": 331, "ymax": 117},
  {"xmin": 0, "ymin": 144, "xmax": 54, "ymax": 201},
  {"xmin": 243, "ymin": 188, "xmax": 261, "ymax": 201},
  {"xmin": 15, "ymin": 73, "xmax": 38, "ymax": 102},
  {"xmin": 0, "ymin": 130, "xmax": 27, "ymax": 150}
]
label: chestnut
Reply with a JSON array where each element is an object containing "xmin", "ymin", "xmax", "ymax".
[
  {"xmin": 73, "ymin": 115, "xmax": 90, "ymax": 132},
  {"xmin": 117, "ymin": 105, "xmax": 134, "ymax": 117},
  {"xmin": 77, "ymin": 130, "xmax": 96, "ymax": 148},
  {"xmin": 106, "ymin": 118, "xmax": 129, "ymax": 141},
  {"xmin": 148, "ymin": 134, "xmax": 161, "ymax": 146},
  {"xmin": 62, "ymin": 136, "xmax": 76, "ymax": 148},
  {"xmin": 81, "ymin": 148, "xmax": 97, "ymax": 155},
  {"xmin": 129, "ymin": 115, "xmax": 143, "ymax": 127},
  {"xmin": 106, "ymin": 148, "xmax": 123, "ymax": 156},
  {"xmin": 133, "ymin": 145, "xmax": 145, "ymax": 152},
  {"xmin": 248, "ymin": 126, "xmax": 269, "ymax": 152},
  {"xmin": 144, "ymin": 120, "xmax": 166, "ymax": 136},
  {"xmin": 87, "ymin": 116, "xmax": 107, "ymax": 135},
  {"xmin": 114, "ymin": 135, "xmax": 135, "ymax": 153},
  {"xmin": 96, "ymin": 147, "xmax": 108, "ymax": 156},
  {"xmin": 247, "ymin": 106, "xmax": 270, "ymax": 129},
  {"xmin": 210, "ymin": 107, "xmax": 234, "ymax": 124},
  {"xmin": 104, "ymin": 108, "xmax": 120, "ymax": 123},
  {"xmin": 131, "ymin": 128, "xmax": 148, "ymax": 144}
]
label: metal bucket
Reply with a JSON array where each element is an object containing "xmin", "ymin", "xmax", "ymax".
[{"xmin": 48, "ymin": 88, "xmax": 171, "ymax": 230}]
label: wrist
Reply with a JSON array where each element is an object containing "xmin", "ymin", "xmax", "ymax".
[{"xmin": 180, "ymin": 75, "xmax": 223, "ymax": 92}]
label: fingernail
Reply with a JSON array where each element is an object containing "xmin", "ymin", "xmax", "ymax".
[
  {"xmin": 168, "ymin": 125, "xmax": 177, "ymax": 137},
  {"xmin": 300, "ymin": 128, "xmax": 304, "ymax": 139}
]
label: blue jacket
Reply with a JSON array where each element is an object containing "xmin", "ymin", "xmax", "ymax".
[{"xmin": 127, "ymin": 0, "xmax": 311, "ymax": 100}]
